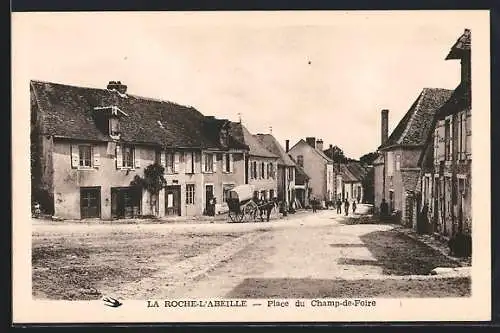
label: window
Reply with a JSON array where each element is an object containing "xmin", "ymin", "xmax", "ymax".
[
  {"xmin": 270, "ymin": 189, "xmax": 275, "ymax": 199},
  {"xmin": 204, "ymin": 153, "xmax": 214, "ymax": 173},
  {"xmin": 79, "ymin": 145, "xmax": 92, "ymax": 168},
  {"xmin": 260, "ymin": 162, "xmax": 265, "ymax": 179},
  {"xmin": 386, "ymin": 152, "xmax": 394, "ymax": 176},
  {"xmin": 252, "ymin": 161, "xmax": 257, "ymax": 179},
  {"xmin": 253, "ymin": 191, "xmax": 259, "ymax": 199},
  {"xmin": 122, "ymin": 145, "xmax": 134, "ymax": 168},
  {"xmin": 395, "ymin": 154, "xmax": 401, "ymax": 171},
  {"xmin": 72, "ymin": 144, "xmax": 99, "ymax": 169},
  {"xmin": 186, "ymin": 184, "xmax": 195, "ymax": 205},
  {"xmin": 115, "ymin": 144, "xmax": 136, "ymax": 169},
  {"xmin": 155, "ymin": 150, "xmax": 161, "ymax": 165},
  {"xmin": 109, "ymin": 117, "xmax": 120, "ymax": 137},
  {"xmin": 223, "ymin": 184, "xmax": 235, "ymax": 202},
  {"xmin": 185, "ymin": 152, "xmax": 195, "ymax": 174},
  {"xmin": 297, "ymin": 155, "xmax": 304, "ymax": 167},
  {"xmin": 223, "ymin": 153, "xmax": 233, "ymax": 173},
  {"xmin": 445, "ymin": 119, "xmax": 451, "ymax": 161},
  {"xmin": 165, "ymin": 153, "xmax": 174, "ymax": 174}
]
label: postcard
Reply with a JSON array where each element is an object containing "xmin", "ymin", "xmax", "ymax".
[{"xmin": 12, "ymin": 10, "xmax": 491, "ymax": 323}]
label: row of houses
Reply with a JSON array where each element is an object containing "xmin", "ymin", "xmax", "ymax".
[
  {"xmin": 373, "ymin": 29, "xmax": 472, "ymax": 242},
  {"xmin": 31, "ymin": 77, "xmax": 371, "ymax": 220},
  {"xmin": 31, "ymin": 79, "xmax": 319, "ymax": 220}
]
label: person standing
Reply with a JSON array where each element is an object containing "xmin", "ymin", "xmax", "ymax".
[
  {"xmin": 336, "ymin": 198, "xmax": 342, "ymax": 214},
  {"xmin": 312, "ymin": 197, "xmax": 317, "ymax": 213},
  {"xmin": 344, "ymin": 199, "xmax": 350, "ymax": 216},
  {"xmin": 352, "ymin": 200, "xmax": 357, "ymax": 214}
]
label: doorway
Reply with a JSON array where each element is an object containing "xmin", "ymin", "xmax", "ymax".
[
  {"xmin": 165, "ymin": 185, "xmax": 181, "ymax": 216},
  {"xmin": 111, "ymin": 187, "xmax": 142, "ymax": 218},
  {"xmin": 80, "ymin": 187, "xmax": 101, "ymax": 219},
  {"xmin": 389, "ymin": 190, "xmax": 394, "ymax": 213},
  {"xmin": 205, "ymin": 185, "xmax": 214, "ymax": 215}
]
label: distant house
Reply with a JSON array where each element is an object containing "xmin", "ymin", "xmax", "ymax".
[
  {"xmin": 289, "ymin": 155, "xmax": 311, "ymax": 208},
  {"xmin": 288, "ymin": 137, "xmax": 334, "ymax": 203},
  {"xmin": 417, "ymin": 29, "xmax": 472, "ymax": 238},
  {"xmin": 337, "ymin": 162, "xmax": 370, "ymax": 203},
  {"xmin": 374, "ymin": 87, "xmax": 453, "ymax": 226},
  {"xmin": 254, "ymin": 134, "xmax": 296, "ymax": 207},
  {"xmin": 30, "ymin": 80, "xmax": 249, "ymax": 220},
  {"xmin": 229, "ymin": 123, "xmax": 279, "ymax": 201}
]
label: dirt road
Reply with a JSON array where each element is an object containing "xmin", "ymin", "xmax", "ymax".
[{"xmin": 32, "ymin": 207, "xmax": 470, "ymax": 299}]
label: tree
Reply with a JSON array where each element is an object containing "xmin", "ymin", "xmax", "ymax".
[
  {"xmin": 359, "ymin": 152, "xmax": 379, "ymax": 165},
  {"xmin": 130, "ymin": 163, "xmax": 167, "ymax": 216},
  {"xmin": 323, "ymin": 145, "xmax": 348, "ymax": 163},
  {"xmin": 361, "ymin": 167, "xmax": 375, "ymax": 204}
]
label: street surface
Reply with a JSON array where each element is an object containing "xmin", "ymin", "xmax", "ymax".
[{"xmin": 32, "ymin": 205, "xmax": 470, "ymax": 300}]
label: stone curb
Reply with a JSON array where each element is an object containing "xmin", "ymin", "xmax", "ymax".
[{"xmin": 393, "ymin": 225, "xmax": 471, "ymax": 268}]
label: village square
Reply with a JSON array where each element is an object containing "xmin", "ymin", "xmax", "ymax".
[{"xmin": 29, "ymin": 24, "xmax": 472, "ymax": 299}]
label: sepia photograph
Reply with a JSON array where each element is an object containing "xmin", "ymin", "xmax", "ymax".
[{"xmin": 12, "ymin": 10, "xmax": 490, "ymax": 323}]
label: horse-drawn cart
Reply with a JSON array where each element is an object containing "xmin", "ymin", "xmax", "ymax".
[
  {"xmin": 226, "ymin": 185, "xmax": 259, "ymax": 222},
  {"xmin": 226, "ymin": 184, "xmax": 279, "ymax": 223}
]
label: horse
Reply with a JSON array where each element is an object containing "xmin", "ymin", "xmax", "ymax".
[{"xmin": 257, "ymin": 198, "xmax": 280, "ymax": 222}]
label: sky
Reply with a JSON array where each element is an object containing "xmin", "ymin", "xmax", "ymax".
[{"xmin": 13, "ymin": 11, "xmax": 477, "ymax": 159}]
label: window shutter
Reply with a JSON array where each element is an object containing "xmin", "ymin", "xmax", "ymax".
[
  {"xmin": 200, "ymin": 152, "xmax": 205, "ymax": 173},
  {"xmin": 449, "ymin": 118, "xmax": 453, "ymax": 161},
  {"xmin": 466, "ymin": 113, "xmax": 472, "ymax": 159},
  {"xmin": 116, "ymin": 145, "xmax": 122, "ymax": 169},
  {"xmin": 437, "ymin": 120, "xmax": 445, "ymax": 161},
  {"xmin": 71, "ymin": 144, "xmax": 79, "ymax": 168},
  {"xmin": 174, "ymin": 152, "xmax": 180, "ymax": 173},
  {"xmin": 134, "ymin": 148, "xmax": 141, "ymax": 168},
  {"xmin": 229, "ymin": 153, "xmax": 234, "ymax": 173},
  {"xmin": 461, "ymin": 113, "xmax": 466, "ymax": 160},
  {"xmin": 160, "ymin": 151, "xmax": 166, "ymax": 167},
  {"xmin": 456, "ymin": 115, "xmax": 462, "ymax": 160},
  {"xmin": 213, "ymin": 154, "xmax": 217, "ymax": 172},
  {"xmin": 93, "ymin": 149, "xmax": 100, "ymax": 168},
  {"xmin": 248, "ymin": 161, "xmax": 252, "ymax": 179}
]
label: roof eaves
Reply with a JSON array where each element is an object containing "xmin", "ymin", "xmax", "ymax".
[{"xmin": 397, "ymin": 89, "xmax": 425, "ymax": 145}]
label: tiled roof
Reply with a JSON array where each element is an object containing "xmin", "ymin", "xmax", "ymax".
[
  {"xmin": 232, "ymin": 123, "xmax": 278, "ymax": 158},
  {"xmin": 446, "ymin": 29, "xmax": 471, "ymax": 60},
  {"xmin": 378, "ymin": 88, "xmax": 453, "ymax": 150},
  {"xmin": 254, "ymin": 134, "xmax": 296, "ymax": 166},
  {"xmin": 339, "ymin": 162, "xmax": 369, "ymax": 183},
  {"xmin": 437, "ymin": 83, "xmax": 470, "ymax": 118},
  {"xmin": 289, "ymin": 139, "xmax": 333, "ymax": 163},
  {"xmin": 417, "ymin": 82, "xmax": 470, "ymax": 167},
  {"xmin": 347, "ymin": 162, "xmax": 370, "ymax": 180},
  {"xmin": 30, "ymin": 80, "xmax": 248, "ymax": 150}
]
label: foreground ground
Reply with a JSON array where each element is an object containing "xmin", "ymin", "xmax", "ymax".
[{"xmin": 32, "ymin": 206, "xmax": 470, "ymax": 299}]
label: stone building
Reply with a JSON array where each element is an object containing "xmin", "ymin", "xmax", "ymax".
[
  {"xmin": 254, "ymin": 134, "xmax": 296, "ymax": 207},
  {"xmin": 30, "ymin": 80, "xmax": 249, "ymax": 220},
  {"xmin": 374, "ymin": 87, "xmax": 453, "ymax": 225},
  {"xmin": 288, "ymin": 137, "xmax": 335, "ymax": 204},
  {"xmin": 417, "ymin": 29, "xmax": 472, "ymax": 238}
]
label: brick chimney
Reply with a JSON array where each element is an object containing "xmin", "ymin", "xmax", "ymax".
[
  {"xmin": 107, "ymin": 81, "xmax": 127, "ymax": 94},
  {"xmin": 285, "ymin": 140, "xmax": 290, "ymax": 153},
  {"xmin": 306, "ymin": 137, "xmax": 316, "ymax": 149},
  {"xmin": 381, "ymin": 109, "xmax": 389, "ymax": 145},
  {"xmin": 316, "ymin": 139, "xmax": 324, "ymax": 151}
]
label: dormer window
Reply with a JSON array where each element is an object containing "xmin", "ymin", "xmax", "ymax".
[
  {"xmin": 109, "ymin": 117, "xmax": 120, "ymax": 137},
  {"xmin": 93, "ymin": 105, "xmax": 128, "ymax": 139}
]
